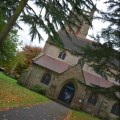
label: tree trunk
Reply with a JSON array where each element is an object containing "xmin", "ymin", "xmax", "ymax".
[{"xmin": 0, "ymin": 0, "xmax": 28, "ymax": 49}]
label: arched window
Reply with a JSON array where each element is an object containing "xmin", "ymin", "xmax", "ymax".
[
  {"xmin": 111, "ymin": 103, "xmax": 120, "ymax": 116},
  {"xmin": 41, "ymin": 73, "xmax": 51, "ymax": 85},
  {"xmin": 87, "ymin": 94, "xmax": 97, "ymax": 105},
  {"xmin": 58, "ymin": 51, "xmax": 66, "ymax": 60}
]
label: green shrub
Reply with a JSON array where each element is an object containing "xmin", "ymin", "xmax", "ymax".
[
  {"xmin": 17, "ymin": 81, "xmax": 25, "ymax": 87},
  {"xmin": 31, "ymin": 85, "xmax": 46, "ymax": 95}
]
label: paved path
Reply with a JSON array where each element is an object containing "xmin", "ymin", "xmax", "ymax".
[{"xmin": 0, "ymin": 102, "xmax": 71, "ymax": 120}]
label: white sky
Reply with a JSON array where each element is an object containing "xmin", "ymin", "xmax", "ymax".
[{"xmin": 18, "ymin": 0, "xmax": 108, "ymax": 49}]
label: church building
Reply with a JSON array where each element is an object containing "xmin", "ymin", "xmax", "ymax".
[{"xmin": 19, "ymin": 8, "xmax": 120, "ymax": 120}]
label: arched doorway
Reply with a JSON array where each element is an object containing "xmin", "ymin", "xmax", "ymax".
[{"xmin": 58, "ymin": 82, "xmax": 75, "ymax": 105}]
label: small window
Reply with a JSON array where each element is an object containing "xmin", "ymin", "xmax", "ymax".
[
  {"xmin": 58, "ymin": 51, "xmax": 66, "ymax": 60},
  {"xmin": 41, "ymin": 73, "xmax": 51, "ymax": 85},
  {"xmin": 111, "ymin": 103, "xmax": 120, "ymax": 116},
  {"xmin": 87, "ymin": 94, "xmax": 97, "ymax": 105}
]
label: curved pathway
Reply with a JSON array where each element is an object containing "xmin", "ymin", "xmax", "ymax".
[{"xmin": 0, "ymin": 101, "xmax": 70, "ymax": 120}]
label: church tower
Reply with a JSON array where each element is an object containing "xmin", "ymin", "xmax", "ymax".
[{"xmin": 67, "ymin": 7, "xmax": 96, "ymax": 38}]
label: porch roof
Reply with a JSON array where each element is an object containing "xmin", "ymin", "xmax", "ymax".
[
  {"xmin": 83, "ymin": 70, "xmax": 114, "ymax": 88},
  {"xmin": 33, "ymin": 55, "xmax": 71, "ymax": 74}
]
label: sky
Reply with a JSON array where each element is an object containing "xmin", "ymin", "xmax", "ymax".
[{"xmin": 18, "ymin": 0, "xmax": 108, "ymax": 49}]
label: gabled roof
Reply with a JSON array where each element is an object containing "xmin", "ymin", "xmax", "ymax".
[
  {"xmin": 33, "ymin": 54, "xmax": 71, "ymax": 74},
  {"xmin": 58, "ymin": 31, "xmax": 93, "ymax": 53},
  {"xmin": 83, "ymin": 70, "xmax": 114, "ymax": 88}
]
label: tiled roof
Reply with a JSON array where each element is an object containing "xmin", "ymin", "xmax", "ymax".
[
  {"xmin": 83, "ymin": 70, "xmax": 114, "ymax": 88},
  {"xmin": 33, "ymin": 55, "xmax": 71, "ymax": 74}
]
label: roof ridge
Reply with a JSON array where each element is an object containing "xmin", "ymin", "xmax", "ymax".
[{"xmin": 32, "ymin": 53, "xmax": 44, "ymax": 61}]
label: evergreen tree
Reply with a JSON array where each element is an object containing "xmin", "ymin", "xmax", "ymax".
[
  {"xmin": 0, "ymin": 0, "xmax": 95, "ymax": 49},
  {"xmin": 82, "ymin": 0, "xmax": 120, "ymax": 80},
  {"xmin": 81, "ymin": 0, "xmax": 120, "ymax": 101}
]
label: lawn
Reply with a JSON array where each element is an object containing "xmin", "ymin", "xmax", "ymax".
[
  {"xmin": 0, "ymin": 72, "xmax": 100, "ymax": 120},
  {"xmin": 0, "ymin": 72, "xmax": 49, "ymax": 110},
  {"xmin": 69, "ymin": 110, "xmax": 100, "ymax": 120}
]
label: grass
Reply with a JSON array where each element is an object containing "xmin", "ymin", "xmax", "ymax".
[
  {"xmin": 69, "ymin": 110, "xmax": 100, "ymax": 120},
  {"xmin": 0, "ymin": 72, "xmax": 100, "ymax": 119},
  {"xmin": 0, "ymin": 72, "xmax": 49, "ymax": 110}
]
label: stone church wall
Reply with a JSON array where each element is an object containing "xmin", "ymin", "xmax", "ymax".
[
  {"xmin": 47, "ymin": 64, "xmax": 86, "ymax": 108},
  {"xmin": 99, "ymin": 97, "xmax": 119, "ymax": 119},
  {"xmin": 22, "ymin": 64, "xmax": 57, "ymax": 90},
  {"xmin": 19, "ymin": 62, "xmax": 119, "ymax": 120},
  {"xmin": 82, "ymin": 90, "xmax": 104, "ymax": 116},
  {"xmin": 43, "ymin": 43, "xmax": 80, "ymax": 66}
]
